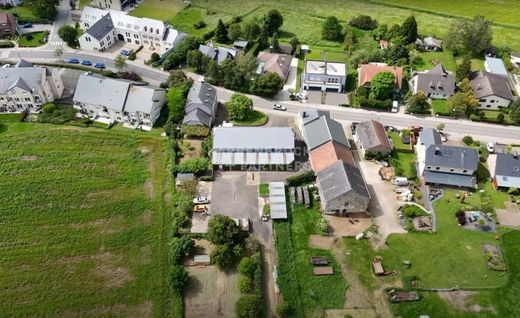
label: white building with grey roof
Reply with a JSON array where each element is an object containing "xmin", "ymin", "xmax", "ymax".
[
  {"xmin": 0, "ymin": 60, "xmax": 64, "ymax": 113},
  {"xmin": 183, "ymin": 82, "xmax": 218, "ymax": 127},
  {"xmin": 301, "ymin": 60, "xmax": 346, "ymax": 92},
  {"xmin": 79, "ymin": 6, "xmax": 186, "ymax": 55},
  {"xmin": 73, "ymin": 74, "xmax": 165, "ymax": 128},
  {"xmin": 410, "ymin": 64, "xmax": 455, "ymax": 99},
  {"xmin": 470, "ymin": 71, "xmax": 513, "ymax": 110}
]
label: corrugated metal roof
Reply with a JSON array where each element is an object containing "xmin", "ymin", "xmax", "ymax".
[
  {"xmin": 302, "ymin": 116, "xmax": 349, "ymax": 151},
  {"xmin": 213, "ymin": 127, "xmax": 294, "ymax": 150},
  {"xmin": 269, "ymin": 182, "xmax": 287, "ymax": 219},
  {"xmin": 424, "ymin": 171, "xmax": 476, "ymax": 188}
]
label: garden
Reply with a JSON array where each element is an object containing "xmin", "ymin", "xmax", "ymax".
[{"xmin": 18, "ymin": 31, "xmax": 47, "ymax": 47}]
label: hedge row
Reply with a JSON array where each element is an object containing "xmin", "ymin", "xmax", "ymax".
[{"xmin": 286, "ymin": 171, "xmax": 316, "ymax": 187}]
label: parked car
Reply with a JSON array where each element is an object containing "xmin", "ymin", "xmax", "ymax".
[
  {"xmin": 94, "ymin": 62, "xmax": 106, "ymax": 69},
  {"xmin": 120, "ymin": 49, "xmax": 130, "ymax": 56},
  {"xmin": 193, "ymin": 197, "xmax": 209, "ymax": 204},
  {"xmin": 81, "ymin": 60, "xmax": 92, "ymax": 66},
  {"xmin": 193, "ymin": 205, "xmax": 208, "ymax": 213},
  {"xmin": 487, "ymin": 142, "xmax": 495, "ymax": 153},
  {"xmin": 273, "ymin": 104, "xmax": 287, "ymax": 111},
  {"xmin": 22, "ymin": 23, "xmax": 32, "ymax": 29},
  {"xmin": 391, "ymin": 101, "xmax": 399, "ymax": 113},
  {"xmin": 68, "ymin": 57, "xmax": 80, "ymax": 64}
]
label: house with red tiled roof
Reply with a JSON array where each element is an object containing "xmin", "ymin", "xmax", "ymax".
[
  {"xmin": 358, "ymin": 63, "xmax": 404, "ymax": 90},
  {"xmin": 309, "ymin": 141, "xmax": 356, "ymax": 173},
  {"xmin": 354, "ymin": 120, "xmax": 393, "ymax": 155}
]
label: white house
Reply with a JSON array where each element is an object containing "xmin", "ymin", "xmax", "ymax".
[
  {"xmin": 410, "ymin": 64, "xmax": 455, "ymax": 99},
  {"xmin": 79, "ymin": 6, "xmax": 186, "ymax": 54},
  {"xmin": 301, "ymin": 60, "xmax": 347, "ymax": 92},
  {"xmin": 470, "ymin": 71, "xmax": 513, "ymax": 110},
  {"xmin": 0, "ymin": 60, "xmax": 64, "ymax": 113},
  {"xmin": 73, "ymin": 74, "xmax": 166, "ymax": 128}
]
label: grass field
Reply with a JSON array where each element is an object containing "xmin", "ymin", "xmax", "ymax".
[
  {"xmin": 432, "ymin": 99, "xmax": 451, "ymax": 115},
  {"xmin": 388, "ymin": 131, "xmax": 418, "ymax": 179},
  {"xmin": 18, "ymin": 31, "xmax": 47, "ymax": 47},
  {"xmin": 415, "ymin": 51, "xmax": 457, "ymax": 72},
  {"xmin": 131, "ymin": 0, "xmax": 187, "ymax": 22},
  {"xmin": 0, "ymin": 123, "xmax": 175, "ymax": 317},
  {"xmin": 231, "ymin": 109, "xmax": 268, "ymax": 126}
]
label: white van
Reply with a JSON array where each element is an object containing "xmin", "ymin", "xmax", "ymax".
[{"xmin": 391, "ymin": 101, "xmax": 399, "ymax": 113}]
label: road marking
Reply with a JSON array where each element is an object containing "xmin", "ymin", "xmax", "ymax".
[{"xmin": 48, "ymin": 40, "xmax": 64, "ymax": 46}]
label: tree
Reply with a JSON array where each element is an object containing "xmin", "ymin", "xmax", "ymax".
[
  {"xmin": 322, "ymin": 16, "xmax": 343, "ymax": 41},
  {"xmin": 31, "ymin": 0, "xmax": 57, "ymax": 20},
  {"xmin": 510, "ymin": 99, "xmax": 520, "ymax": 124},
  {"xmin": 343, "ymin": 26, "xmax": 356, "ymax": 52},
  {"xmin": 456, "ymin": 55, "xmax": 472, "ymax": 82},
  {"xmin": 171, "ymin": 236, "xmax": 195, "ymax": 263},
  {"xmin": 383, "ymin": 43, "xmax": 409, "ymax": 65},
  {"xmin": 207, "ymin": 214, "xmax": 243, "ymax": 246},
  {"xmin": 186, "ymin": 49, "xmax": 209, "ymax": 73},
  {"xmin": 226, "ymin": 93, "xmax": 254, "ymax": 120},
  {"xmin": 349, "ymin": 15, "xmax": 378, "ymax": 30},
  {"xmin": 276, "ymin": 301, "xmax": 292, "ymax": 318},
  {"xmin": 235, "ymin": 294, "xmax": 262, "ymax": 318},
  {"xmin": 407, "ymin": 91, "xmax": 430, "ymax": 113},
  {"xmin": 114, "ymin": 55, "xmax": 126, "ymax": 71},
  {"xmin": 262, "ymin": 9, "xmax": 283, "ymax": 36},
  {"xmin": 215, "ymin": 19, "xmax": 229, "ymax": 43},
  {"xmin": 497, "ymin": 112, "xmax": 505, "ymax": 123},
  {"xmin": 372, "ymin": 24, "xmax": 388, "ymax": 41},
  {"xmin": 242, "ymin": 20, "xmax": 261, "ymax": 40},
  {"xmin": 211, "ymin": 243, "xmax": 235, "ymax": 269},
  {"xmin": 205, "ymin": 59, "xmax": 222, "ymax": 84},
  {"xmin": 387, "ymin": 24, "xmax": 401, "ymax": 40},
  {"xmin": 42, "ymin": 103, "xmax": 57, "ymax": 114},
  {"xmin": 174, "ymin": 157, "xmax": 209, "ymax": 175},
  {"xmin": 448, "ymin": 78, "xmax": 479, "ymax": 117},
  {"xmin": 168, "ymin": 70, "xmax": 191, "ymax": 88},
  {"xmin": 399, "ymin": 16, "xmax": 418, "ymax": 44},
  {"xmin": 445, "ymin": 16, "xmax": 493, "ymax": 55},
  {"xmin": 170, "ymin": 265, "xmax": 189, "ymax": 293},
  {"xmin": 228, "ymin": 23, "xmax": 242, "ymax": 41},
  {"xmin": 53, "ymin": 47, "xmax": 63, "ymax": 58},
  {"xmin": 462, "ymin": 135, "xmax": 474, "ymax": 145},
  {"xmin": 162, "ymin": 36, "xmax": 202, "ymax": 70},
  {"xmin": 436, "ymin": 123, "xmax": 445, "ymax": 132},
  {"xmin": 167, "ymin": 84, "xmax": 189, "ymax": 122},
  {"xmin": 150, "ymin": 52, "xmax": 160, "ymax": 63},
  {"xmin": 220, "ymin": 53, "xmax": 257, "ymax": 92},
  {"xmin": 369, "ymin": 71, "xmax": 395, "ymax": 100},
  {"xmin": 270, "ymin": 32, "xmax": 280, "ymax": 53},
  {"xmin": 58, "ymin": 25, "xmax": 78, "ymax": 47},
  {"xmin": 253, "ymin": 72, "xmax": 284, "ymax": 97},
  {"xmin": 289, "ymin": 37, "xmax": 299, "ymax": 51}
]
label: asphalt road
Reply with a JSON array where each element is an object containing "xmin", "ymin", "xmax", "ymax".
[{"xmin": 6, "ymin": 49, "xmax": 520, "ymax": 142}]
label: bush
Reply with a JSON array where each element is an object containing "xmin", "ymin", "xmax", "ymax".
[
  {"xmin": 276, "ymin": 301, "xmax": 292, "ymax": 318},
  {"xmin": 128, "ymin": 52, "xmax": 136, "ymax": 60},
  {"xmin": 174, "ymin": 157, "xmax": 209, "ymax": 175},
  {"xmin": 193, "ymin": 20, "xmax": 207, "ymax": 29},
  {"xmin": 150, "ymin": 52, "xmax": 160, "ymax": 63},
  {"xmin": 42, "ymin": 103, "xmax": 57, "ymax": 114},
  {"xmin": 118, "ymin": 71, "xmax": 141, "ymax": 81},
  {"xmin": 171, "ymin": 236, "xmax": 195, "ymax": 264},
  {"xmin": 25, "ymin": 33, "xmax": 34, "ymax": 41},
  {"xmin": 402, "ymin": 204, "xmax": 427, "ymax": 218},
  {"xmin": 210, "ymin": 243, "xmax": 236, "ymax": 269},
  {"xmin": 170, "ymin": 265, "xmax": 189, "ymax": 293},
  {"xmin": 235, "ymin": 294, "xmax": 262, "ymax": 318},
  {"xmin": 181, "ymin": 125, "xmax": 210, "ymax": 137},
  {"xmin": 0, "ymin": 41, "xmax": 14, "ymax": 48},
  {"xmin": 38, "ymin": 106, "xmax": 77, "ymax": 124},
  {"xmin": 349, "ymin": 15, "xmax": 378, "ymax": 30},
  {"xmin": 455, "ymin": 210, "xmax": 467, "ymax": 225},
  {"xmin": 286, "ymin": 171, "xmax": 316, "ymax": 186},
  {"xmin": 356, "ymin": 96, "xmax": 392, "ymax": 110},
  {"xmin": 462, "ymin": 135, "xmax": 474, "ymax": 145},
  {"xmin": 199, "ymin": 175, "xmax": 214, "ymax": 182}
]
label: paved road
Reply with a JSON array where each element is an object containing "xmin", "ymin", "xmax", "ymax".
[
  {"xmin": 47, "ymin": 0, "xmax": 71, "ymax": 48},
  {"xmin": 5, "ymin": 49, "xmax": 520, "ymax": 142}
]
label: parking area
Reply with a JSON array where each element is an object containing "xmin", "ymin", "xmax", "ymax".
[{"xmin": 210, "ymin": 171, "xmax": 259, "ymax": 219}]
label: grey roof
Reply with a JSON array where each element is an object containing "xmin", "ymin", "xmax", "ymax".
[
  {"xmin": 485, "ymin": 57, "xmax": 508, "ymax": 76},
  {"xmin": 302, "ymin": 115, "xmax": 349, "ymax": 151},
  {"xmin": 183, "ymin": 82, "xmax": 217, "ymax": 127},
  {"xmin": 356, "ymin": 120, "xmax": 392, "ymax": 152},
  {"xmin": 213, "ymin": 127, "xmax": 294, "ymax": 150},
  {"xmin": 233, "ymin": 40, "xmax": 249, "ymax": 49},
  {"xmin": 419, "ymin": 128, "xmax": 441, "ymax": 146},
  {"xmin": 124, "ymin": 85, "xmax": 164, "ymax": 114},
  {"xmin": 0, "ymin": 67, "xmax": 43, "ymax": 93},
  {"xmin": 424, "ymin": 171, "xmax": 476, "ymax": 188},
  {"xmin": 423, "ymin": 36, "xmax": 442, "ymax": 48},
  {"xmin": 269, "ymin": 182, "xmax": 287, "ymax": 219},
  {"xmin": 15, "ymin": 59, "xmax": 33, "ymax": 68},
  {"xmin": 199, "ymin": 44, "xmax": 217, "ymax": 60},
  {"xmin": 86, "ymin": 13, "xmax": 114, "ymax": 41},
  {"xmin": 413, "ymin": 64, "xmax": 455, "ymax": 95},
  {"xmin": 470, "ymin": 71, "xmax": 513, "ymax": 101},
  {"xmin": 424, "ymin": 145, "xmax": 478, "ymax": 172},
  {"xmin": 511, "ymin": 52, "xmax": 520, "ymax": 58},
  {"xmin": 199, "ymin": 45, "xmax": 236, "ymax": 65},
  {"xmin": 494, "ymin": 153, "xmax": 520, "ymax": 187},
  {"xmin": 317, "ymin": 160, "xmax": 370, "ymax": 202},
  {"xmin": 73, "ymin": 74, "xmax": 130, "ymax": 111},
  {"xmin": 176, "ymin": 173, "xmax": 195, "ymax": 181},
  {"xmin": 299, "ymin": 109, "xmax": 330, "ymax": 126}
]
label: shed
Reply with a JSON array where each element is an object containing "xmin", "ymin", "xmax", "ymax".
[
  {"xmin": 193, "ymin": 254, "xmax": 211, "ymax": 265},
  {"xmin": 313, "ymin": 266, "xmax": 334, "ymax": 276},
  {"xmin": 176, "ymin": 173, "xmax": 195, "ymax": 186},
  {"xmin": 269, "ymin": 182, "xmax": 288, "ymax": 219}
]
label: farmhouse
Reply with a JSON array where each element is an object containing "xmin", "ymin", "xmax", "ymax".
[
  {"xmin": 410, "ymin": 64, "xmax": 455, "ymax": 99},
  {"xmin": 91, "ymin": 0, "xmax": 131, "ymax": 11},
  {"xmin": 490, "ymin": 153, "xmax": 520, "ymax": 190},
  {"xmin": 470, "ymin": 71, "xmax": 513, "ymax": 110},
  {"xmin": 301, "ymin": 60, "xmax": 347, "ymax": 92},
  {"xmin": 199, "ymin": 44, "xmax": 237, "ymax": 65},
  {"xmin": 211, "ymin": 127, "xmax": 295, "ymax": 168},
  {"xmin": 0, "ymin": 12, "xmax": 17, "ymax": 38},
  {"xmin": 297, "ymin": 108, "xmax": 330, "ymax": 132},
  {"xmin": 182, "ymin": 82, "xmax": 218, "ymax": 127},
  {"xmin": 316, "ymin": 160, "xmax": 370, "ymax": 215},
  {"xmin": 354, "ymin": 120, "xmax": 393, "ymax": 155},
  {"xmin": 0, "ymin": 61, "xmax": 64, "ymax": 114},
  {"xmin": 79, "ymin": 6, "xmax": 186, "ymax": 54},
  {"xmin": 256, "ymin": 52, "xmax": 292, "ymax": 81},
  {"xmin": 301, "ymin": 114, "xmax": 350, "ymax": 151},
  {"xmin": 358, "ymin": 63, "xmax": 403, "ymax": 91},
  {"xmin": 309, "ymin": 141, "xmax": 355, "ymax": 173},
  {"xmin": 73, "ymin": 74, "xmax": 166, "ymax": 127},
  {"xmin": 484, "ymin": 57, "xmax": 508, "ymax": 77}
]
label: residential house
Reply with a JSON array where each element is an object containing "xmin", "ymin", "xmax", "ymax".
[
  {"xmin": 199, "ymin": 44, "xmax": 237, "ymax": 65},
  {"xmin": 416, "ymin": 128, "xmax": 442, "ymax": 175},
  {"xmin": 316, "ymin": 160, "xmax": 371, "ymax": 215},
  {"xmin": 92, "ymin": 0, "xmax": 131, "ymax": 11},
  {"xmin": 309, "ymin": 141, "xmax": 355, "ymax": 173},
  {"xmin": 410, "ymin": 64, "xmax": 455, "ymax": 99},
  {"xmin": 301, "ymin": 114, "xmax": 350, "ymax": 151},
  {"xmin": 211, "ymin": 127, "xmax": 295, "ymax": 168},
  {"xmin": 511, "ymin": 52, "xmax": 520, "ymax": 68},
  {"xmin": 490, "ymin": 153, "xmax": 520, "ymax": 190},
  {"xmin": 232, "ymin": 40, "xmax": 249, "ymax": 51},
  {"xmin": 470, "ymin": 71, "xmax": 513, "ymax": 110},
  {"xmin": 484, "ymin": 57, "xmax": 508, "ymax": 77},
  {"xmin": 416, "ymin": 36, "xmax": 442, "ymax": 51},
  {"xmin": 354, "ymin": 120, "xmax": 393, "ymax": 155},
  {"xmin": 297, "ymin": 108, "xmax": 330, "ymax": 132},
  {"xmin": 256, "ymin": 52, "xmax": 292, "ymax": 81},
  {"xmin": 0, "ymin": 0, "xmax": 21, "ymax": 7},
  {"xmin": 0, "ymin": 12, "xmax": 17, "ymax": 38},
  {"xmin": 0, "ymin": 61, "xmax": 64, "ymax": 113},
  {"xmin": 358, "ymin": 63, "xmax": 404, "ymax": 91},
  {"xmin": 73, "ymin": 74, "xmax": 166, "ymax": 127},
  {"xmin": 182, "ymin": 82, "xmax": 218, "ymax": 127},
  {"xmin": 79, "ymin": 6, "xmax": 186, "ymax": 54},
  {"xmin": 301, "ymin": 60, "xmax": 346, "ymax": 92}
]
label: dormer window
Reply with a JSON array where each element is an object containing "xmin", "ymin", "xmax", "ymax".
[
  {"xmin": 156, "ymin": 29, "xmax": 159, "ymax": 34},
  {"xmin": 144, "ymin": 26, "xmax": 147, "ymax": 31},
  {"xmin": 150, "ymin": 27, "xmax": 153, "ymax": 33}
]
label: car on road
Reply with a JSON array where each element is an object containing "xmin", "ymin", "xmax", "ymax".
[
  {"xmin": 120, "ymin": 49, "xmax": 130, "ymax": 57},
  {"xmin": 273, "ymin": 104, "xmax": 286, "ymax": 111},
  {"xmin": 193, "ymin": 205, "xmax": 208, "ymax": 213},
  {"xmin": 193, "ymin": 197, "xmax": 209, "ymax": 204},
  {"xmin": 81, "ymin": 60, "xmax": 92, "ymax": 66},
  {"xmin": 67, "ymin": 57, "xmax": 79, "ymax": 64},
  {"xmin": 487, "ymin": 142, "xmax": 495, "ymax": 153},
  {"xmin": 22, "ymin": 23, "xmax": 32, "ymax": 28},
  {"xmin": 94, "ymin": 62, "xmax": 106, "ymax": 69},
  {"xmin": 391, "ymin": 101, "xmax": 399, "ymax": 113}
]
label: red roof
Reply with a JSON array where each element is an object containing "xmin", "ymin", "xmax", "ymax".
[
  {"xmin": 309, "ymin": 141, "xmax": 356, "ymax": 173},
  {"xmin": 358, "ymin": 64, "xmax": 404, "ymax": 90}
]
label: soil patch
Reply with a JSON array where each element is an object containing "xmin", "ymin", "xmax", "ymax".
[
  {"xmin": 308, "ymin": 234, "xmax": 335, "ymax": 249},
  {"xmin": 438, "ymin": 290, "xmax": 495, "ymax": 313},
  {"xmin": 496, "ymin": 202, "xmax": 520, "ymax": 227},
  {"xmin": 91, "ymin": 252, "xmax": 133, "ymax": 288},
  {"xmin": 142, "ymin": 209, "xmax": 152, "ymax": 224},
  {"xmin": 144, "ymin": 179, "xmax": 155, "ymax": 199},
  {"xmin": 19, "ymin": 155, "xmax": 38, "ymax": 161}
]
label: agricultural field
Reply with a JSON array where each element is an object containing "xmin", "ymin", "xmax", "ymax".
[
  {"xmin": 131, "ymin": 0, "xmax": 188, "ymax": 22},
  {"xmin": 0, "ymin": 122, "xmax": 175, "ymax": 317}
]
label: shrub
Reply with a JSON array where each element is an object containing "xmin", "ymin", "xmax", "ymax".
[
  {"xmin": 210, "ymin": 243, "xmax": 235, "ymax": 269},
  {"xmin": 42, "ymin": 103, "xmax": 57, "ymax": 114},
  {"xmin": 118, "ymin": 71, "xmax": 141, "ymax": 81},
  {"xmin": 174, "ymin": 157, "xmax": 209, "ymax": 175},
  {"xmin": 0, "ymin": 41, "xmax": 14, "ymax": 48},
  {"xmin": 199, "ymin": 175, "xmax": 214, "ymax": 182},
  {"xmin": 402, "ymin": 205, "xmax": 427, "ymax": 218},
  {"xmin": 455, "ymin": 210, "xmax": 467, "ymax": 225},
  {"xmin": 150, "ymin": 52, "xmax": 160, "ymax": 62},
  {"xmin": 349, "ymin": 15, "xmax": 378, "ymax": 30},
  {"xmin": 19, "ymin": 110, "xmax": 28, "ymax": 122},
  {"xmin": 235, "ymin": 294, "xmax": 262, "ymax": 318},
  {"xmin": 25, "ymin": 33, "xmax": 34, "ymax": 41},
  {"xmin": 170, "ymin": 265, "xmax": 189, "ymax": 293},
  {"xmin": 171, "ymin": 236, "xmax": 195, "ymax": 264},
  {"xmin": 38, "ymin": 106, "xmax": 77, "ymax": 124},
  {"xmin": 462, "ymin": 135, "xmax": 474, "ymax": 145},
  {"xmin": 181, "ymin": 125, "xmax": 210, "ymax": 137},
  {"xmin": 286, "ymin": 171, "xmax": 316, "ymax": 186},
  {"xmin": 193, "ymin": 20, "xmax": 207, "ymax": 29},
  {"xmin": 497, "ymin": 113, "xmax": 505, "ymax": 123},
  {"xmin": 276, "ymin": 301, "xmax": 292, "ymax": 318}
]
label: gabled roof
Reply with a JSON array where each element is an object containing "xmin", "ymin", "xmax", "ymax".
[
  {"xmin": 511, "ymin": 52, "xmax": 520, "ymax": 58},
  {"xmin": 485, "ymin": 57, "xmax": 508, "ymax": 76},
  {"xmin": 256, "ymin": 52, "xmax": 292, "ymax": 79},
  {"xmin": 413, "ymin": 64, "xmax": 455, "ymax": 95},
  {"xmin": 310, "ymin": 141, "xmax": 356, "ymax": 173},
  {"xmin": 470, "ymin": 71, "xmax": 513, "ymax": 101},
  {"xmin": 358, "ymin": 63, "xmax": 403, "ymax": 90},
  {"xmin": 356, "ymin": 120, "xmax": 392, "ymax": 153},
  {"xmin": 199, "ymin": 45, "xmax": 236, "ymax": 65},
  {"xmin": 0, "ymin": 67, "xmax": 43, "ymax": 94},
  {"xmin": 183, "ymin": 82, "xmax": 217, "ymax": 127},
  {"xmin": 299, "ymin": 109, "xmax": 330, "ymax": 126},
  {"xmin": 233, "ymin": 40, "xmax": 249, "ymax": 49},
  {"xmin": 85, "ymin": 13, "xmax": 114, "ymax": 41},
  {"xmin": 73, "ymin": 74, "xmax": 129, "ymax": 111},
  {"xmin": 0, "ymin": 12, "xmax": 16, "ymax": 26},
  {"xmin": 199, "ymin": 44, "xmax": 218, "ymax": 60},
  {"xmin": 424, "ymin": 145, "xmax": 478, "ymax": 172},
  {"xmin": 494, "ymin": 153, "xmax": 520, "ymax": 188},
  {"xmin": 302, "ymin": 115, "xmax": 349, "ymax": 151},
  {"xmin": 317, "ymin": 160, "xmax": 370, "ymax": 202},
  {"xmin": 9, "ymin": 77, "xmax": 31, "ymax": 92},
  {"xmin": 124, "ymin": 85, "xmax": 164, "ymax": 114},
  {"xmin": 14, "ymin": 59, "xmax": 33, "ymax": 68},
  {"xmin": 419, "ymin": 128, "xmax": 441, "ymax": 146},
  {"xmin": 423, "ymin": 36, "xmax": 442, "ymax": 48}
]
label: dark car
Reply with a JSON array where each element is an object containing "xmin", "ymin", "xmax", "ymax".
[
  {"xmin": 81, "ymin": 60, "xmax": 92, "ymax": 66},
  {"xmin": 22, "ymin": 23, "xmax": 32, "ymax": 28},
  {"xmin": 68, "ymin": 57, "xmax": 80, "ymax": 64},
  {"xmin": 94, "ymin": 62, "xmax": 106, "ymax": 69}
]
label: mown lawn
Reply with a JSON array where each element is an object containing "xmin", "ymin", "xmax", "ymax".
[
  {"xmin": 0, "ymin": 123, "xmax": 175, "ymax": 317},
  {"xmin": 432, "ymin": 99, "xmax": 451, "ymax": 115},
  {"xmin": 231, "ymin": 109, "xmax": 268, "ymax": 126},
  {"xmin": 131, "ymin": 0, "xmax": 187, "ymax": 22},
  {"xmin": 0, "ymin": 6, "xmax": 37, "ymax": 22},
  {"xmin": 388, "ymin": 131, "xmax": 417, "ymax": 179},
  {"xmin": 415, "ymin": 51, "xmax": 457, "ymax": 72},
  {"xmin": 18, "ymin": 31, "xmax": 47, "ymax": 47},
  {"xmin": 275, "ymin": 203, "xmax": 347, "ymax": 316}
]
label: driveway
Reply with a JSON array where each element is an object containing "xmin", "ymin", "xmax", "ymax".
[{"xmin": 19, "ymin": 24, "xmax": 52, "ymax": 35}]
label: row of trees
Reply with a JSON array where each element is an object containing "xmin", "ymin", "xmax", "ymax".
[{"xmin": 214, "ymin": 9, "xmax": 283, "ymax": 44}]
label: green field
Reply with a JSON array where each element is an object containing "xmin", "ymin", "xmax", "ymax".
[
  {"xmin": 415, "ymin": 51, "xmax": 457, "ymax": 72},
  {"xmin": 0, "ymin": 122, "xmax": 175, "ymax": 317},
  {"xmin": 18, "ymin": 31, "xmax": 47, "ymax": 47},
  {"xmin": 131, "ymin": 0, "xmax": 187, "ymax": 22},
  {"xmin": 432, "ymin": 99, "xmax": 451, "ymax": 115},
  {"xmin": 0, "ymin": 6, "xmax": 38, "ymax": 22}
]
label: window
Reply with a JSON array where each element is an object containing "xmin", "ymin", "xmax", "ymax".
[
  {"xmin": 156, "ymin": 29, "xmax": 159, "ymax": 34},
  {"xmin": 150, "ymin": 27, "xmax": 153, "ymax": 33},
  {"xmin": 133, "ymin": 34, "xmax": 138, "ymax": 39},
  {"xmin": 135, "ymin": 40, "xmax": 140, "ymax": 45},
  {"xmin": 27, "ymin": 103, "xmax": 32, "ymax": 108},
  {"xmin": 463, "ymin": 170, "xmax": 467, "ymax": 173},
  {"xmin": 450, "ymin": 169, "xmax": 454, "ymax": 172},
  {"xmin": 24, "ymin": 97, "xmax": 30, "ymax": 101},
  {"xmin": 14, "ymin": 98, "xmax": 20, "ymax": 102},
  {"xmin": 85, "ymin": 36, "xmax": 91, "ymax": 42},
  {"xmin": 125, "ymin": 32, "xmax": 130, "ymax": 37},
  {"xmin": 127, "ymin": 38, "xmax": 131, "ymax": 43},
  {"xmin": 436, "ymin": 167, "xmax": 440, "ymax": 170},
  {"xmin": 486, "ymin": 105, "xmax": 491, "ymax": 108},
  {"xmin": 490, "ymin": 99, "xmax": 495, "ymax": 103},
  {"xmin": 144, "ymin": 26, "xmax": 147, "ymax": 32}
]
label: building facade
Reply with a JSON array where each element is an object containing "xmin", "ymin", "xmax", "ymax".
[
  {"xmin": 470, "ymin": 71, "xmax": 513, "ymax": 110},
  {"xmin": 0, "ymin": 12, "xmax": 17, "ymax": 38},
  {"xmin": 301, "ymin": 60, "xmax": 346, "ymax": 92}
]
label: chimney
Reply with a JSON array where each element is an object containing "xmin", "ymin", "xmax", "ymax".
[{"xmin": 435, "ymin": 147, "xmax": 441, "ymax": 155}]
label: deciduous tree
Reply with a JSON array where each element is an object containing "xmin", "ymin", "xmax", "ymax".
[
  {"xmin": 262, "ymin": 9, "xmax": 283, "ymax": 36},
  {"xmin": 253, "ymin": 72, "xmax": 284, "ymax": 97},
  {"xmin": 322, "ymin": 16, "xmax": 343, "ymax": 41},
  {"xmin": 225, "ymin": 93, "xmax": 254, "ymax": 121},
  {"xmin": 369, "ymin": 71, "xmax": 395, "ymax": 100},
  {"xmin": 445, "ymin": 16, "xmax": 493, "ymax": 55},
  {"xmin": 58, "ymin": 25, "xmax": 78, "ymax": 47}
]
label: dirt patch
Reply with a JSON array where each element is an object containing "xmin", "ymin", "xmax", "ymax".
[
  {"xmin": 439, "ymin": 291, "xmax": 495, "ymax": 313},
  {"xmin": 139, "ymin": 146, "xmax": 150, "ymax": 155},
  {"xmin": 326, "ymin": 215, "xmax": 372, "ymax": 237},
  {"xmin": 19, "ymin": 155, "xmax": 38, "ymax": 161},
  {"xmin": 68, "ymin": 215, "xmax": 125, "ymax": 235},
  {"xmin": 142, "ymin": 209, "xmax": 152, "ymax": 224},
  {"xmin": 178, "ymin": 139, "xmax": 202, "ymax": 163},
  {"xmin": 140, "ymin": 245, "xmax": 151, "ymax": 265},
  {"xmin": 496, "ymin": 202, "xmax": 520, "ymax": 227},
  {"xmin": 91, "ymin": 252, "xmax": 133, "ymax": 289},
  {"xmin": 144, "ymin": 179, "xmax": 155, "ymax": 199},
  {"xmin": 308, "ymin": 234, "xmax": 336, "ymax": 249}
]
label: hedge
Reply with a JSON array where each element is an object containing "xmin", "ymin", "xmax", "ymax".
[
  {"xmin": 286, "ymin": 171, "xmax": 316, "ymax": 187},
  {"xmin": 0, "ymin": 41, "xmax": 15, "ymax": 48},
  {"xmin": 181, "ymin": 125, "xmax": 210, "ymax": 137}
]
